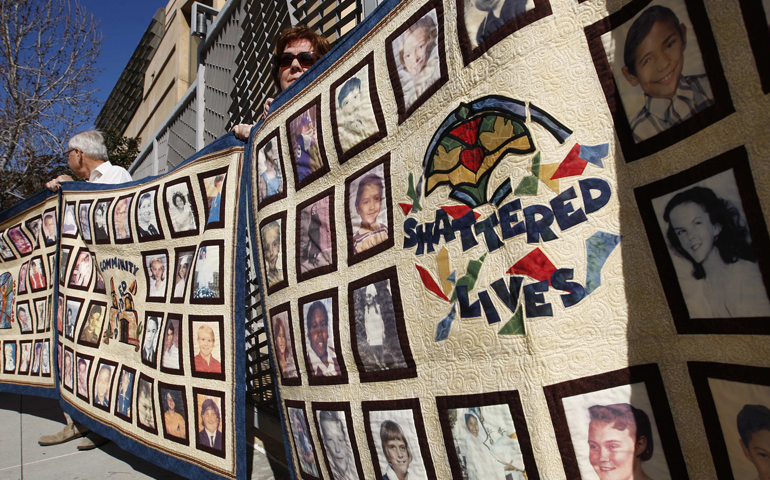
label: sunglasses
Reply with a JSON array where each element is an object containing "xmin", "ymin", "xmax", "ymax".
[{"xmin": 278, "ymin": 51, "xmax": 319, "ymax": 70}]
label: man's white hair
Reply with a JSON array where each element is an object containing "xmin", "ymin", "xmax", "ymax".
[{"xmin": 68, "ymin": 130, "xmax": 109, "ymax": 161}]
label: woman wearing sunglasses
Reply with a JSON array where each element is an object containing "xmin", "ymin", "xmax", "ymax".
[{"xmin": 232, "ymin": 25, "xmax": 330, "ymax": 140}]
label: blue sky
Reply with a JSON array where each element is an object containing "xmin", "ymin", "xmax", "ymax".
[{"xmin": 80, "ymin": 1, "xmax": 167, "ymax": 117}]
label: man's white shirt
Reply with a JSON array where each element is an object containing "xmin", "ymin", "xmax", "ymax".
[{"xmin": 89, "ymin": 161, "xmax": 132, "ymax": 185}]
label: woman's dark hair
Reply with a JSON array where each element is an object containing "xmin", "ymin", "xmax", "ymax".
[
  {"xmin": 663, "ymin": 186, "xmax": 756, "ymax": 279},
  {"xmin": 271, "ymin": 25, "xmax": 331, "ymax": 90},
  {"xmin": 172, "ymin": 192, "xmax": 186, "ymax": 207},
  {"xmin": 589, "ymin": 403, "xmax": 654, "ymax": 461},
  {"xmin": 164, "ymin": 390, "xmax": 182, "ymax": 412}
]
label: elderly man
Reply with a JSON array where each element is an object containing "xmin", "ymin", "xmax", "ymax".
[
  {"xmin": 46, "ymin": 130, "xmax": 131, "ymax": 191},
  {"xmin": 40, "ymin": 130, "xmax": 131, "ymax": 450}
]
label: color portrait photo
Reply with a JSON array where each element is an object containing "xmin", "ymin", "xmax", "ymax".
[
  {"xmin": 112, "ymin": 196, "xmax": 133, "ymax": 242},
  {"xmin": 256, "ymin": 134, "xmax": 285, "ymax": 205},
  {"xmin": 0, "ymin": 233, "xmax": 15, "ymax": 260},
  {"xmin": 8, "ymin": 225, "xmax": 33, "ymax": 256},
  {"xmin": 601, "ymin": 0, "xmax": 712, "ymax": 144},
  {"xmin": 389, "ymin": 7, "xmax": 444, "ymax": 115},
  {"xmin": 562, "ymin": 382, "xmax": 671, "ymax": 480},
  {"xmin": 346, "ymin": 159, "xmax": 392, "ymax": 263},
  {"xmin": 271, "ymin": 308, "xmax": 299, "ymax": 384},
  {"xmin": 172, "ymin": 249, "xmax": 195, "ymax": 301},
  {"xmin": 287, "ymin": 99, "xmax": 328, "ymax": 189},
  {"xmin": 62, "ymin": 203, "xmax": 78, "ymax": 237},
  {"xmin": 261, "ymin": 216, "xmax": 286, "ymax": 291},
  {"xmin": 190, "ymin": 316, "xmax": 224, "ymax": 378},
  {"xmin": 0, "ymin": 273, "xmax": 12, "ymax": 329},
  {"xmin": 301, "ymin": 296, "xmax": 342, "ymax": 380},
  {"xmin": 192, "ymin": 244, "xmax": 221, "ymax": 300},
  {"xmin": 447, "ymin": 405, "xmax": 527, "ymax": 479},
  {"xmin": 287, "ymin": 405, "xmax": 320, "ymax": 479},
  {"xmin": 145, "ymin": 252, "xmax": 169, "ymax": 300},
  {"xmin": 17, "ymin": 302, "xmax": 33, "ymax": 334}
]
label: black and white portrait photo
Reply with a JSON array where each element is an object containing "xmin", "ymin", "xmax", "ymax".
[
  {"xmin": 349, "ymin": 269, "xmax": 416, "ymax": 383},
  {"xmin": 137, "ymin": 375, "xmax": 157, "ymax": 433},
  {"xmin": 16, "ymin": 302, "xmax": 33, "ymax": 334},
  {"xmin": 42, "ymin": 209, "xmax": 57, "ymax": 246},
  {"xmin": 136, "ymin": 189, "xmax": 162, "ymax": 240},
  {"xmin": 93, "ymin": 199, "xmax": 111, "ymax": 243},
  {"xmin": 78, "ymin": 201, "xmax": 92, "ymax": 241},
  {"xmin": 260, "ymin": 214, "xmax": 287, "ymax": 293},
  {"xmin": 3, "ymin": 341, "xmax": 15, "ymax": 373},
  {"xmin": 0, "ymin": 233, "xmax": 14, "ymax": 260},
  {"xmin": 364, "ymin": 402, "xmax": 435, "ymax": 480},
  {"xmin": 164, "ymin": 179, "xmax": 199, "ymax": 236},
  {"xmin": 345, "ymin": 157, "xmax": 393, "ymax": 264},
  {"xmin": 141, "ymin": 313, "xmax": 162, "ymax": 366},
  {"xmin": 34, "ymin": 298, "xmax": 47, "ymax": 332},
  {"xmin": 636, "ymin": 148, "xmax": 770, "ymax": 333},
  {"xmin": 115, "ymin": 367, "xmax": 135, "ymax": 421},
  {"xmin": 25, "ymin": 217, "xmax": 42, "ymax": 249},
  {"xmin": 59, "ymin": 247, "xmax": 71, "ymax": 285},
  {"xmin": 199, "ymin": 168, "xmax": 227, "ymax": 229},
  {"xmin": 313, "ymin": 406, "xmax": 364, "ymax": 480},
  {"xmin": 64, "ymin": 298, "xmax": 83, "ymax": 341}
]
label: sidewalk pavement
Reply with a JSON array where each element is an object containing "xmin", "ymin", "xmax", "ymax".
[{"xmin": 0, "ymin": 392, "xmax": 276, "ymax": 480}]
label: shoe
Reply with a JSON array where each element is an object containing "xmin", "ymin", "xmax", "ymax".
[
  {"xmin": 77, "ymin": 432, "xmax": 110, "ymax": 451},
  {"xmin": 38, "ymin": 422, "xmax": 90, "ymax": 446}
]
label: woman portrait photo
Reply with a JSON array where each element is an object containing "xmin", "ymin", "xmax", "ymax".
[
  {"xmin": 93, "ymin": 200, "xmax": 110, "ymax": 242},
  {"xmin": 78, "ymin": 203, "xmax": 92, "ymax": 241},
  {"xmin": 165, "ymin": 182, "xmax": 198, "ymax": 234},
  {"xmin": 288, "ymin": 406, "xmax": 319, "ymax": 477},
  {"xmin": 298, "ymin": 195, "xmax": 334, "ymax": 275},
  {"xmin": 368, "ymin": 410, "xmax": 429, "ymax": 480},
  {"xmin": 288, "ymin": 103, "xmax": 326, "ymax": 185},
  {"xmin": 69, "ymin": 251, "xmax": 92, "ymax": 288},
  {"xmin": 348, "ymin": 164, "xmax": 389, "ymax": 257},
  {"xmin": 651, "ymin": 169, "xmax": 770, "ymax": 319},
  {"xmin": 261, "ymin": 219, "xmax": 284, "ymax": 288},
  {"xmin": 316, "ymin": 410, "xmax": 359, "ymax": 480},
  {"xmin": 257, "ymin": 136, "xmax": 284, "ymax": 202},
  {"xmin": 192, "ymin": 321, "xmax": 222, "ymax": 375},
  {"xmin": 161, "ymin": 317, "xmax": 181, "ymax": 371},
  {"xmin": 333, "ymin": 67, "xmax": 379, "ymax": 154},
  {"xmin": 146, "ymin": 254, "xmax": 168, "ymax": 299},
  {"xmin": 136, "ymin": 191, "xmax": 161, "ymax": 238},
  {"xmin": 560, "ymin": 382, "xmax": 672, "ymax": 480},
  {"xmin": 390, "ymin": 9, "xmax": 442, "ymax": 112},
  {"xmin": 352, "ymin": 279, "xmax": 408, "ymax": 373},
  {"xmin": 271, "ymin": 311, "xmax": 298, "ymax": 381},
  {"xmin": 62, "ymin": 203, "xmax": 78, "ymax": 236},
  {"xmin": 303, "ymin": 298, "xmax": 341, "ymax": 378},
  {"xmin": 161, "ymin": 388, "xmax": 187, "ymax": 441},
  {"xmin": 193, "ymin": 245, "xmax": 220, "ymax": 299},
  {"xmin": 449, "ymin": 406, "xmax": 526, "ymax": 480},
  {"xmin": 172, "ymin": 251, "xmax": 194, "ymax": 300},
  {"xmin": 113, "ymin": 197, "xmax": 132, "ymax": 241}
]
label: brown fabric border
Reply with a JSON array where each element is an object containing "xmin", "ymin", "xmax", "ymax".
[
  {"xmin": 285, "ymin": 96, "xmax": 331, "ymax": 192},
  {"xmin": 738, "ymin": 0, "xmax": 770, "ymax": 94}
]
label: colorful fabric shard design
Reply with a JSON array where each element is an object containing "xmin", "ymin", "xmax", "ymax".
[
  {"xmin": 435, "ymin": 304, "xmax": 457, "ymax": 341},
  {"xmin": 507, "ymin": 248, "xmax": 557, "ymax": 285},
  {"xmin": 407, "ymin": 173, "xmax": 422, "ymax": 212},
  {"xmin": 498, "ymin": 307, "xmax": 525, "ymax": 335},
  {"xmin": 441, "ymin": 205, "xmax": 481, "ymax": 220},
  {"xmin": 579, "ymin": 143, "xmax": 609, "ymax": 167},
  {"xmin": 515, "ymin": 152, "xmax": 541, "ymax": 196},
  {"xmin": 585, "ymin": 231, "xmax": 622, "ymax": 294},
  {"xmin": 398, "ymin": 203, "xmax": 413, "ymax": 216},
  {"xmin": 450, "ymin": 253, "xmax": 487, "ymax": 302},
  {"xmin": 551, "ymin": 143, "xmax": 587, "ymax": 179},
  {"xmin": 416, "ymin": 264, "xmax": 450, "ymax": 301}
]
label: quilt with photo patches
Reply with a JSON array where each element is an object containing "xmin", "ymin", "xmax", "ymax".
[
  {"xmin": 0, "ymin": 135, "xmax": 250, "ymax": 480},
  {"xmin": 247, "ymin": 0, "xmax": 770, "ymax": 478}
]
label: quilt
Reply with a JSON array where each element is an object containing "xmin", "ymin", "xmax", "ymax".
[
  {"xmin": 0, "ymin": 135, "xmax": 249, "ymax": 480},
  {"xmin": 247, "ymin": 0, "xmax": 770, "ymax": 478}
]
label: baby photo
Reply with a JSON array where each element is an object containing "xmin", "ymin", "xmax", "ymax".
[
  {"xmin": 136, "ymin": 189, "xmax": 162, "ymax": 240},
  {"xmin": 256, "ymin": 134, "xmax": 285, "ymax": 205},
  {"xmin": 608, "ymin": 1, "xmax": 712, "ymax": 143},
  {"xmin": 78, "ymin": 202, "xmax": 92, "ymax": 241},
  {"xmin": 332, "ymin": 60, "xmax": 381, "ymax": 158},
  {"xmin": 261, "ymin": 216, "xmax": 286, "ymax": 291},
  {"xmin": 367, "ymin": 408, "xmax": 431, "ymax": 480},
  {"xmin": 287, "ymin": 405, "xmax": 320, "ymax": 478},
  {"xmin": 165, "ymin": 180, "xmax": 199, "ymax": 235},
  {"xmin": 389, "ymin": 8, "xmax": 444, "ymax": 114},
  {"xmin": 297, "ymin": 193, "xmax": 335, "ymax": 278},
  {"xmin": 649, "ymin": 168, "xmax": 770, "ymax": 320},
  {"xmin": 112, "ymin": 196, "xmax": 133, "ymax": 242},
  {"xmin": 271, "ymin": 309, "xmax": 298, "ymax": 383},
  {"xmin": 287, "ymin": 101, "xmax": 327, "ymax": 187},
  {"xmin": 447, "ymin": 404, "xmax": 527, "ymax": 479}
]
